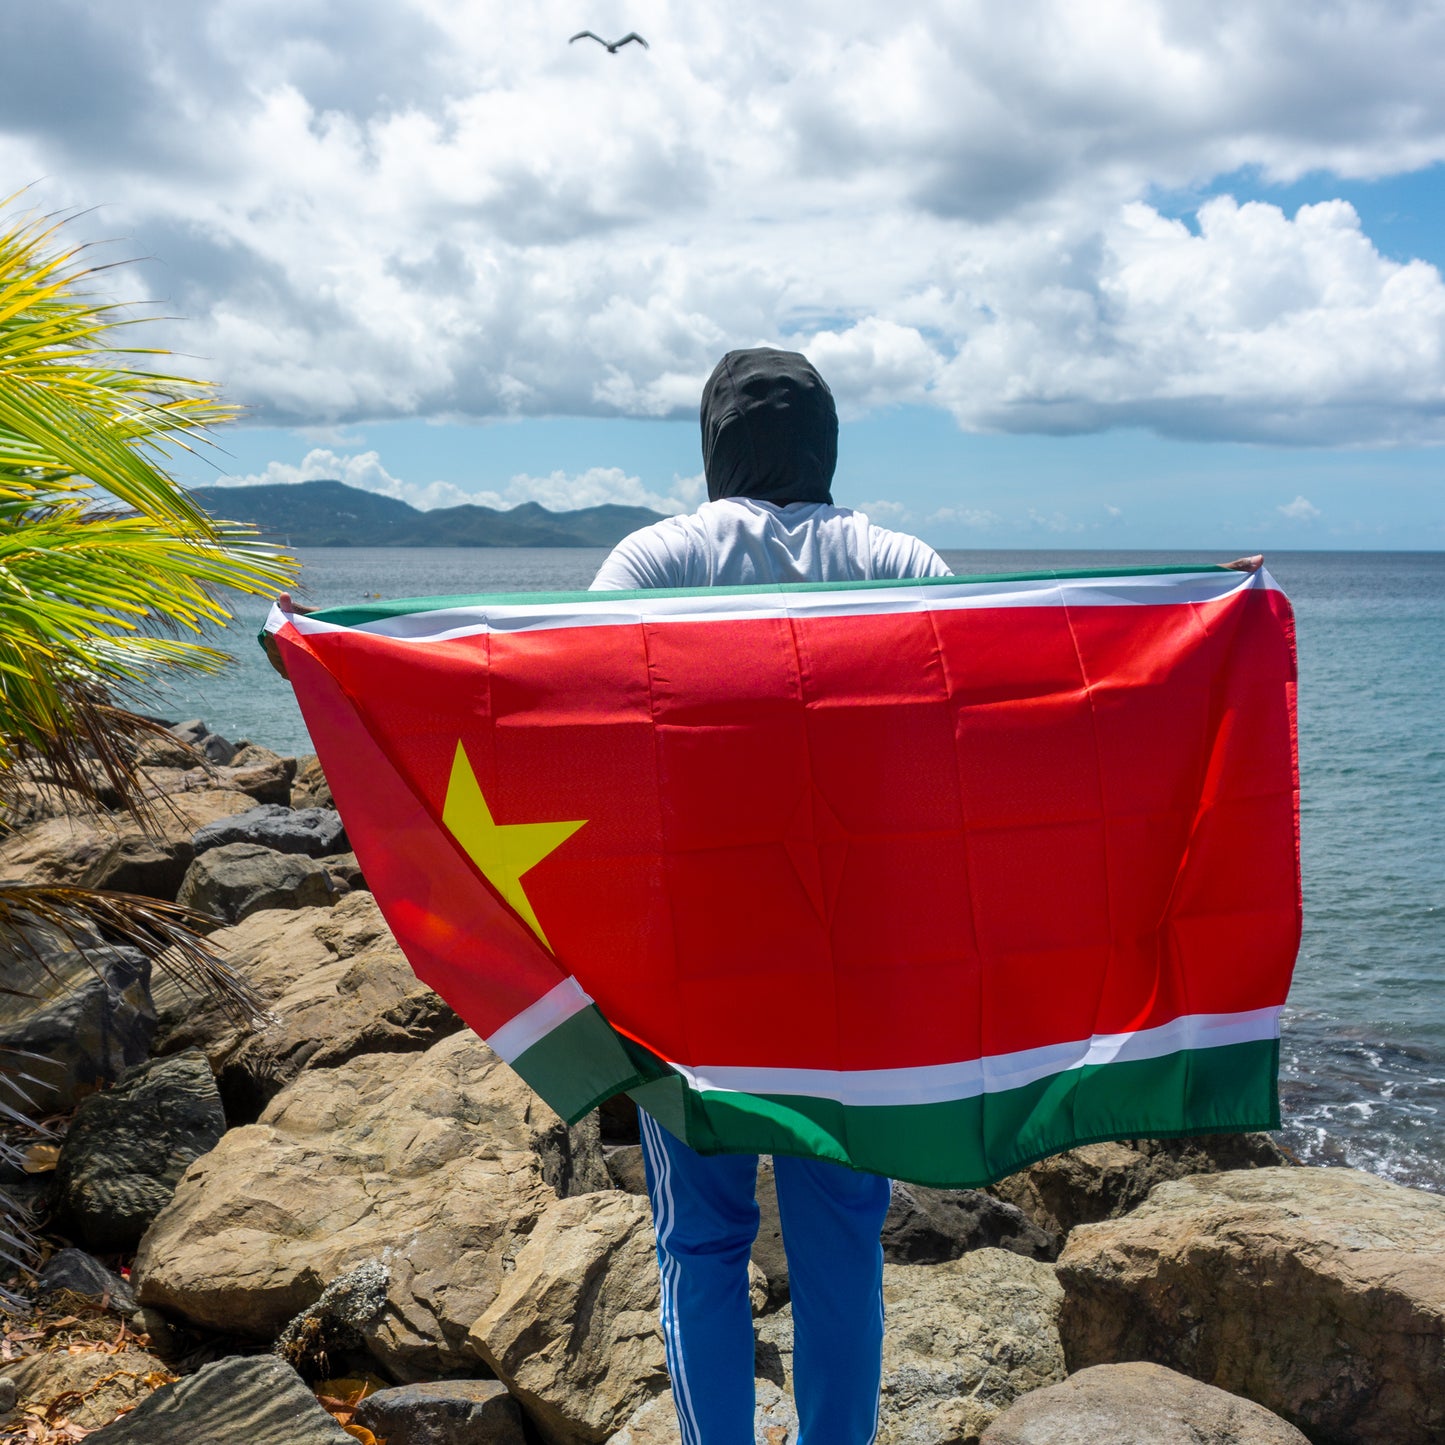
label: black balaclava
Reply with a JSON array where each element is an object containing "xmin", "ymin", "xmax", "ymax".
[{"xmin": 701, "ymin": 347, "xmax": 837, "ymax": 505}]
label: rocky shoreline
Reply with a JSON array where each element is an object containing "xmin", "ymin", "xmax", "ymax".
[{"xmin": 1, "ymin": 721, "xmax": 1441, "ymax": 1443}]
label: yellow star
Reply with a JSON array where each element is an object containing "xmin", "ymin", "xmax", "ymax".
[{"xmin": 442, "ymin": 740, "xmax": 586, "ymax": 951}]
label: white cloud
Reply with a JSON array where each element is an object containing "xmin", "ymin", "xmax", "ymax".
[
  {"xmin": 853, "ymin": 498, "xmax": 912, "ymax": 524},
  {"xmin": 469, "ymin": 467, "xmax": 702, "ymax": 514},
  {"xmin": 222, "ymin": 448, "xmax": 473, "ymax": 510},
  {"xmin": 1278, "ymin": 494, "xmax": 1322, "ymax": 520},
  {"xmin": 6, "ymin": 2, "xmax": 1445, "ymax": 445},
  {"xmin": 928, "ymin": 506, "xmax": 1002, "ymax": 529}
]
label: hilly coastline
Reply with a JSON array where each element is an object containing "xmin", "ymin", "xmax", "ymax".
[{"xmin": 192, "ymin": 478, "xmax": 668, "ymax": 547}]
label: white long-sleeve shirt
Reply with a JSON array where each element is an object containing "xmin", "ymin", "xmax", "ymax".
[{"xmin": 589, "ymin": 498, "xmax": 951, "ymax": 591}]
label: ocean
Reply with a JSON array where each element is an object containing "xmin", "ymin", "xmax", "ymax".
[{"xmin": 160, "ymin": 547, "xmax": 1445, "ymax": 1192}]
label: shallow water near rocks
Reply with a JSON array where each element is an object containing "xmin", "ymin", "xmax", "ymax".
[{"xmin": 164, "ymin": 546, "xmax": 1445, "ymax": 1192}]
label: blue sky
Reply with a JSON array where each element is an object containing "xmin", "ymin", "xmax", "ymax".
[{"xmin": 5, "ymin": 3, "xmax": 1444, "ymax": 549}]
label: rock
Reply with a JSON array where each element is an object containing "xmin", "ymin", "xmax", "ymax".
[
  {"xmin": 216, "ymin": 757, "xmax": 295, "ymax": 805},
  {"xmin": 468, "ymin": 1189, "xmax": 668, "ymax": 1445},
  {"xmin": 191, "ymin": 803, "xmax": 348, "ymax": 859},
  {"xmin": 752, "ymin": 1158, "xmax": 788, "ymax": 1308},
  {"xmin": 611, "ymin": 1380, "xmax": 799, "ymax": 1444},
  {"xmin": 276, "ymin": 1259, "xmax": 391, "ymax": 1379},
  {"xmin": 37, "ymin": 1247, "xmax": 138, "ymax": 1314},
  {"xmin": 883, "ymin": 1182, "xmax": 1058, "ymax": 1264},
  {"xmin": 291, "ymin": 754, "xmax": 334, "ymax": 809},
  {"xmin": 753, "ymin": 1251, "xmax": 1064, "ymax": 1444},
  {"xmin": 56, "ymin": 1051, "xmax": 226, "ymax": 1251},
  {"xmin": 152, "ymin": 895, "xmax": 463, "ymax": 1122},
  {"xmin": 324, "ymin": 850, "xmax": 368, "ymax": 890},
  {"xmin": 0, "ymin": 948, "xmax": 156, "ymax": 1115},
  {"xmin": 353, "ymin": 1379, "xmax": 527, "ymax": 1445},
  {"xmin": 0, "ymin": 789, "xmax": 259, "ymax": 898},
  {"xmin": 980, "ymin": 1362, "xmax": 1311, "ymax": 1444},
  {"xmin": 991, "ymin": 1133, "xmax": 1291, "ymax": 1239},
  {"xmin": 231, "ymin": 742, "xmax": 298, "ymax": 780},
  {"xmin": 134, "ymin": 1033, "xmax": 607, "ymax": 1379},
  {"xmin": 1057, "ymin": 1166, "xmax": 1445, "ymax": 1445},
  {"xmin": 6, "ymin": 1346, "xmax": 170, "ymax": 1431},
  {"xmin": 167, "ymin": 718, "xmax": 236, "ymax": 766},
  {"xmin": 87, "ymin": 1354, "xmax": 351, "ymax": 1442},
  {"xmin": 606, "ymin": 1143, "xmax": 648, "ymax": 1195},
  {"xmin": 0, "ymin": 1374, "xmax": 14, "ymax": 1413},
  {"xmin": 176, "ymin": 841, "xmax": 341, "ymax": 924}
]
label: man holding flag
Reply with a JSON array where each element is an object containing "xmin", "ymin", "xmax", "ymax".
[{"xmin": 589, "ymin": 347, "xmax": 952, "ymax": 1444}]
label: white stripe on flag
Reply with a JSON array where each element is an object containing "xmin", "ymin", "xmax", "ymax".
[
  {"xmin": 665, "ymin": 1006, "xmax": 1283, "ymax": 1108},
  {"xmin": 271, "ymin": 567, "xmax": 1281, "ymax": 645},
  {"xmin": 484, "ymin": 976, "xmax": 593, "ymax": 1062}
]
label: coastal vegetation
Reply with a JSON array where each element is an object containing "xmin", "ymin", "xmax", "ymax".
[{"xmin": 0, "ymin": 195, "xmax": 294, "ymax": 1283}]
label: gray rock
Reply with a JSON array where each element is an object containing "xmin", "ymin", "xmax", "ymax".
[
  {"xmin": 981, "ymin": 1362, "xmax": 1311, "ymax": 1444},
  {"xmin": 354, "ymin": 1380, "xmax": 526, "ymax": 1445},
  {"xmin": 177, "ymin": 841, "xmax": 341, "ymax": 925},
  {"xmin": 0, "ymin": 948, "xmax": 156, "ymax": 1115},
  {"xmin": 1058, "ymin": 1167, "xmax": 1445, "ymax": 1445},
  {"xmin": 606, "ymin": 1143, "xmax": 648, "ymax": 1194},
  {"xmin": 88, "ymin": 1354, "xmax": 352, "ymax": 1442},
  {"xmin": 168, "ymin": 718, "xmax": 236, "ymax": 766},
  {"xmin": 191, "ymin": 804, "xmax": 347, "ymax": 859},
  {"xmin": 0, "ymin": 1374, "xmax": 15, "ymax": 1413},
  {"xmin": 276, "ymin": 1260, "xmax": 391, "ymax": 1378},
  {"xmin": 883, "ymin": 1182, "xmax": 1058, "ymax": 1264},
  {"xmin": 37, "ymin": 1246, "xmax": 137, "ymax": 1314},
  {"xmin": 56, "ymin": 1051, "xmax": 226, "ymax": 1251},
  {"xmin": 325, "ymin": 850, "xmax": 368, "ymax": 891}
]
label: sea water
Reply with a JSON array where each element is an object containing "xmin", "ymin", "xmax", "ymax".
[{"xmin": 159, "ymin": 547, "xmax": 1445, "ymax": 1191}]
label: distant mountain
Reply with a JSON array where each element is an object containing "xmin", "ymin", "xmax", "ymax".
[{"xmin": 190, "ymin": 478, "xmax": 668, "ymax": 547}]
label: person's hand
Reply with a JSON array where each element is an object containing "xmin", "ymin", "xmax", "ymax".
[
  {"xmin": 1222, "ymin": 555, "xmax": 1264, "ymax": 572},
  {"xmin": 264, "ymin": 593, "xmax": 317, "ymax": 678}
]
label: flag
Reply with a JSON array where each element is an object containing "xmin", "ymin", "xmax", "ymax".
[{"xmin": 263, "ymin": 563, "xmax": 1299, "ymax": 1187}]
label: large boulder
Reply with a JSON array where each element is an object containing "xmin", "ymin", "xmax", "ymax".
[
  {"xmin": 152, "ymin": 894, "xmax": 462, "ymax": 1121},
  {"xmin": 1057, "ymin": 1166, "xmax": 1445, "ymax": 1445},
  {"xmin": 991, "ymin": 1133, "xmax": 1290, "ymax": 1239},
  {"xmin": 191, "ymin": 803, "xmax": 347, "ymax": 858},
  {"xmin": 6, "ymin": 1346, "xmax": 171, "ymax": 1432},
  {"xmin": 164, "ymin": 718, "xmax": 236, "ymax": 765},
  {"xmin": 467, "ymin": 1190, "xmax": 669, "ymax": 1444},
  {"xmin": 176, "ymin": 840, "xmax": 340, "ymax": 924},
  {"xmin": 981, "ymin": 1362, "xmax": 1310, "ymax": 1444},
  {"xmin": 0, "ymin": 789, "xmax": 259, "ymax": 898},
  {"xmin": 353, "ymin": 1379, "xmax": 527, "ymax": 1445},
  {"xmin": 56, "ymin": 1050, "xmax": 226, "ymax": 1251},
  {"xmin": 0, "ymin": 947, "xmax": 155, "ymax": 1115},
  {"xmin": 87, "ymin": 1355, "xmax": 352, "ymax": 1443},
  {"xmin": 133, "ymin": 1032, "xmax": 607, "ymax": 1379},
  {"xmin": 755, "ymin": 1251, "xmax": 1065, "ymax": 1445}
]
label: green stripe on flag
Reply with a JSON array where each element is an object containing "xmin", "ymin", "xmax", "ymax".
[
  {"xmin": 506, "ymin": 1004, "xmax": 653, "ymax": 1124},
  {"xmin": 511, "ymin": 1012, "xmax": 1279, "ymax": 1186},
  {"xmin": 308, "ymin": 562, "xmax": 1232, "ymax": 628}
]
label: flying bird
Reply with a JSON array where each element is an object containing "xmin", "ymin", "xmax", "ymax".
[{"xmin": 569, "ymin": 30, "xmax": 649, "ymax": 53}]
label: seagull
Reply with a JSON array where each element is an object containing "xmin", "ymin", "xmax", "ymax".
[{"xmin": 569, "ymin": 30, "xmax": 649, "ymax": 53}]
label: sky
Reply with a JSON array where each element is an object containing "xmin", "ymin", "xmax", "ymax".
[{"xmin": 2, "ymin": 1, "xmax": 1443, "ymax": 549}]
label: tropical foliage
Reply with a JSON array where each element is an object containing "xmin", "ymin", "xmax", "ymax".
[{"xmin": 0, "ymin": 195, "xmax": 296, "ymax": 1285}]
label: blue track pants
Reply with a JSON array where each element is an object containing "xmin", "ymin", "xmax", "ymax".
[{"xmin": 638, "ymin": 1109, "xmax": 892, "ymax": 1444}]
